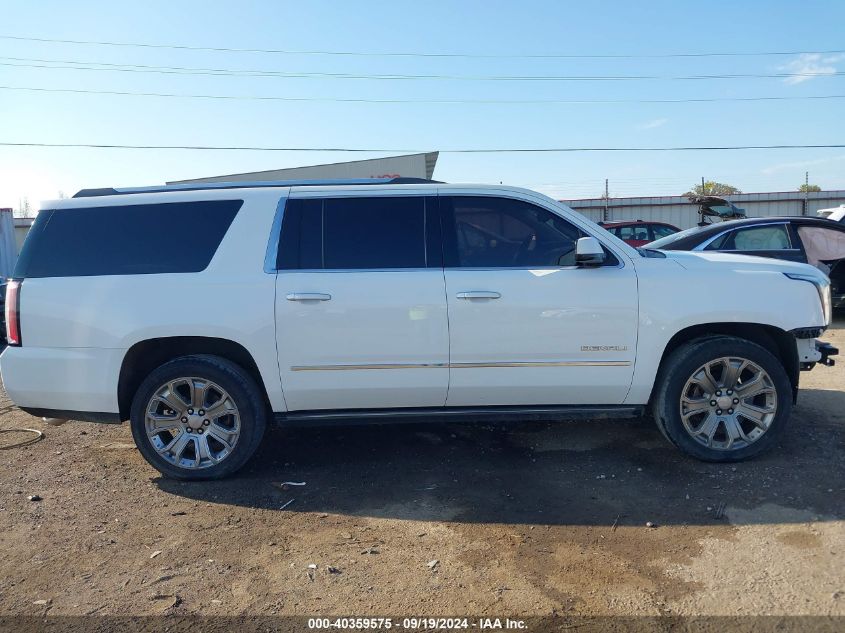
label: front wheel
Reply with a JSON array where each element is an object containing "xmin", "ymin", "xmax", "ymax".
[
  {"xmin": 130, "ymin": 355, "xmax": 267, "ymax": 480},
  {"xmin": 652, "ymin": 336, "xmax": 793, "ymax": 462}
]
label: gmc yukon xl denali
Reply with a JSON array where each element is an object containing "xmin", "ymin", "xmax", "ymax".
[{"xmin": 0, "ymin": 179, "xmax": 837, "ymax": 479}]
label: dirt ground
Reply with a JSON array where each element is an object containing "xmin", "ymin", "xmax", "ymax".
[{"xmin": 0, "ymin": 324, "xmax": 843, "ymax": 621}]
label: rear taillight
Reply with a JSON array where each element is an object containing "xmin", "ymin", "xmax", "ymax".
[{"xmin": 5, "ymin": 279, "xmax": 21, "ymax": 346}]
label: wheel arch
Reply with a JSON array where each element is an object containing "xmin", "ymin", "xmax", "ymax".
[
  {"xmin": 118, "ymin": 336, "xmax": 270, "ymax": 421},
  {"xmin": 650, "ymin": 322, "xmax": 798, "ymax": 404}
]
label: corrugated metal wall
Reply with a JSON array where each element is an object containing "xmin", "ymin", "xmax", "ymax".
[
  {"xmin": 561, "ymin": 191, "xmax": 845, "ymax": 229},
  {"xmin": 14, "ymin": 218, "xmax": 34, "ymax": 254}
]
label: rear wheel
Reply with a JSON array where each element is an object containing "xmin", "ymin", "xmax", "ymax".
[
  {"xmin": 652, "ymin": 336, "xmax": 792, "ymax": 462},
  {"xmin": 130, "ymin": 355, "xmax": 267, "ymax": 480}
]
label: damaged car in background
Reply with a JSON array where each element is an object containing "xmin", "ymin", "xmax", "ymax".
[
  {"xmin": 649, "ymin": 216, "xmax": 845, "ymax": 308},
  {"xmin": 690, "ymin": 195, "xmax": 747, "ymax": 225}
]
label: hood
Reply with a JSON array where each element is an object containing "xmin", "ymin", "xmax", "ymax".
[
  {"xmin": 689, "ymin": 195, "xmax": 746, "ymax": 220},
  {"xmin": 660, "ymin": 249, "xmax": 828, "ymax": 280}
]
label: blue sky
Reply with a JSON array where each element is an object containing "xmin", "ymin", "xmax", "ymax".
[{"xmin": 1, "ymin": 0, "xmax": 844, "ymax": 209}]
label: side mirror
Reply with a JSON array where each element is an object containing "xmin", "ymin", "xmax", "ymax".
[{"xmin": 575, "ymin": 236, "xmax": 606, "ymax": 266}]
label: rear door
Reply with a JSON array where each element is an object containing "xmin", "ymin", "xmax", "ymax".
[
  {"xmin": 441, "ymin": 194, "xmax": 638, "ymax": 406},
  {"xmin": 273, "ymin": 191, "xmax": 449, "ymax": 411}
]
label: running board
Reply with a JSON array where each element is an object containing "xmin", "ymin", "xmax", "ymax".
[{"xmin": 274, "ymin": 405, "xmax": 644, "ymax": 426}]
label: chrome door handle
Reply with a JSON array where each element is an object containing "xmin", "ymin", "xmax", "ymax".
[
  {"xmin": 456, "ymin": 291, "xmax": 501, "ymax": 300},
  {"xmin": 286, "ymin": 292, "xmax": 332, "ymax": 301}
]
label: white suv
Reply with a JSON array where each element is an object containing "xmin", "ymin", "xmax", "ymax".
[{"xmin": 0, "ymin": 179, "xmax": 837, "ymax": 479}]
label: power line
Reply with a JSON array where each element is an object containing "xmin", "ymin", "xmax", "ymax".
[
  {"xmin": 3, "ymin": 85, "xmax": 845, "ymax": 105},
  {"xmin": 3, "ymin": 142, "xmax": 844, "ymax": 153},
  {"xmin": 2, "ymin": 56, "xmax": 843, "ymax": 82},
  {"xmin": 1, "ymin": 34, "xmax": 842, "ymax": 60}
]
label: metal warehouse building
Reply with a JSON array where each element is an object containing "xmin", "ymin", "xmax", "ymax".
[
  {"xmin": 169, "ymin": 152, "xmax": 439, "ymax": 184},
  {"xmin": 562, "ymin": 190, "xmax": 845, "ymax": 229},
  {"xmin": 171, "ymin": 151, "xmax": 844, "ymax": 230},
  {"xmin": 0, "ymin": 211, "xmax": 34, "ymax": 278}
]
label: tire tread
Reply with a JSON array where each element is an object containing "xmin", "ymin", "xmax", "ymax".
[
  {"xmin": 130, "ymin": 354, "xmax": 267, "ymax": 480},
  {"xmin": 651, "ymin": 335, "xmax": 792, "ymax": 462}
]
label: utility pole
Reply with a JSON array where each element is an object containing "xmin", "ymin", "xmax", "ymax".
[
  {"xmin": 604, "ymin": 178, "xmax": 609, "ymax": 222},
  {"xmin": 701, "ymin": 176, "xmax": 706, "ymax": 194},
  {"xmin": 803, "ymin": 171, "xmax": 809, "ymax": 216}
]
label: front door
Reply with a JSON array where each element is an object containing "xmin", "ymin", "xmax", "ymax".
[
  {"xmin": 274, "ymin": 194, "xmax": 449, "ymax": 411},
  {"xmin": 440, "ymin": 194, "xmax": 638, "ymax": 406}
]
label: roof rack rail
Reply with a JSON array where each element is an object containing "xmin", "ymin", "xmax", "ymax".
[{"xmin": 72, "ymin": 177, "xmax": 443, "ymax": 198}]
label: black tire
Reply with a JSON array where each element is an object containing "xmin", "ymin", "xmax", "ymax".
[
  {"xmin": 130, "ymin": 354, "xmax": 267, "ymax": 480},
  {"xmin": 651, "ymin": 336, "xmax": 792, "ymax": 462}
]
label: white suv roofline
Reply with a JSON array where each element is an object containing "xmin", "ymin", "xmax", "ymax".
[{"xmin": 72, "ymin": 177, "xmax": 442, "ymax": 199}]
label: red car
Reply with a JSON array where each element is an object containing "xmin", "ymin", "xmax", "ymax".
[{"xmin": 599, "ymin": 220, "xmax": 680, "ymax": 247}]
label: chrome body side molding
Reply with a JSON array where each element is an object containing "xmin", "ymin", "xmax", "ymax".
[{"xmin": 291, "ymin": 360, "xmax": 632, "ymax": 371}]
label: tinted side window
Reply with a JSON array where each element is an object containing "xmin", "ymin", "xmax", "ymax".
[
  {"xmin": 703, "ymin": 232, "xmax": 730, "ymax": 250},
  {"xmin": 277, "ymin": 196, "xmax": 430, "ymax": 270},
  {"xmin": 706, "ymin": 225, "xmax": 791, "ymax": 251},
  {"xmin": 277, "ymin": 198, "xmax": 323, "ymax": 270},
  {"xmin": 324, "ymin": 197, "xmax": 425, "ymax": 269},
  {"xmin": 614, "ymin": 226, "xmax": 647, "ymax": 241},
  {"xmin": 14, "ymin": 200, "xmax": 241, "ymax": 278},
  {"xmin": 650, "ymin": 225, "xmax": 676, "ymax": 239},
  {"xmin": 443, "ymin": 196, "xmax": 613, "ymax": 268}
]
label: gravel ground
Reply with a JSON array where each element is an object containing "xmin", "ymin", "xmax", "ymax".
[{"xmin": 0, "ymin": 324, "xmax": 843, "ymax": 620}]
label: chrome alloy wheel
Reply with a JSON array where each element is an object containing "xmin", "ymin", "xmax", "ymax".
[
  {"xmin": 679, "ymin": 356, "xmax": 778, "ymax": 451},
  {"xmin": 144, "ymin": 377, "xmax": 241, "ymax": 469}
]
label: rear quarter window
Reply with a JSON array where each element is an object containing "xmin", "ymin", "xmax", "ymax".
[{"xmin": 14, "ymin": 200, "xmax": 242, "ymax": 278}]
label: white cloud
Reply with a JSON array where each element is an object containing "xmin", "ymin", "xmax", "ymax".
[
  {"xmin": 779, "ymin": 53, "xmax": 845, "ymax": 84},
  {"xmin": 761, "ymin": 154, "xmax": 845, "ymax": 175},
  {"xmin": 637, "ymin": 118, "xmax": 669, "ymax": 130}
]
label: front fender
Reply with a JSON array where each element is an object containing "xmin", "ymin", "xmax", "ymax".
[{"xmin": 625, "ymin": 257, "xmax": 822, "ymax": 405}]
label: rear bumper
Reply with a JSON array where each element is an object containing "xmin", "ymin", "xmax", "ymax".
[{"xmin": 0, "ymin": 345, "xmax": 123, "ymax": 414}]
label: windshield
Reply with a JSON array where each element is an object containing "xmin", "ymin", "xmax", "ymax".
[{"xmin": 648, "ymin": 225, "xmax": 705, "ymax": 249}]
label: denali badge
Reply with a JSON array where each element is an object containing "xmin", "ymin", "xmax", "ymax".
[{"xmin": 582, "ymin": 345, "xmax": 628, "ymax": 352}]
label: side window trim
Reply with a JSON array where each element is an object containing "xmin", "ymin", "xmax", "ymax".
[
  {"xmin": 320, "ymin": 199, "xmax": 326, "ymax": 268},
  {"xmin": 425, "ymin": 196, "xmax": 444, "ymax": 269},
  {"xmin": 264, "ymin": 195, "xmax": 288, "ymax": 273},
  {"xmin": 439, "ymin": 195, "xmax": 460, "ymax": 268},
  {"xmin": 787, "ymin": 224, "xmax": 809, "ymax": 262}
]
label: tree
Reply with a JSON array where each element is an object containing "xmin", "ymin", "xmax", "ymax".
[
  {"xmin": 799, "ymin": 183, "xmax": 821, "ymax": 192},
  {"xmin": 15, "ymin": 197, "xmax": 32, "ymax": 217},
  {"xmin": 685, "ymin": 181, "xmax": 742, "ymax": 196}
]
